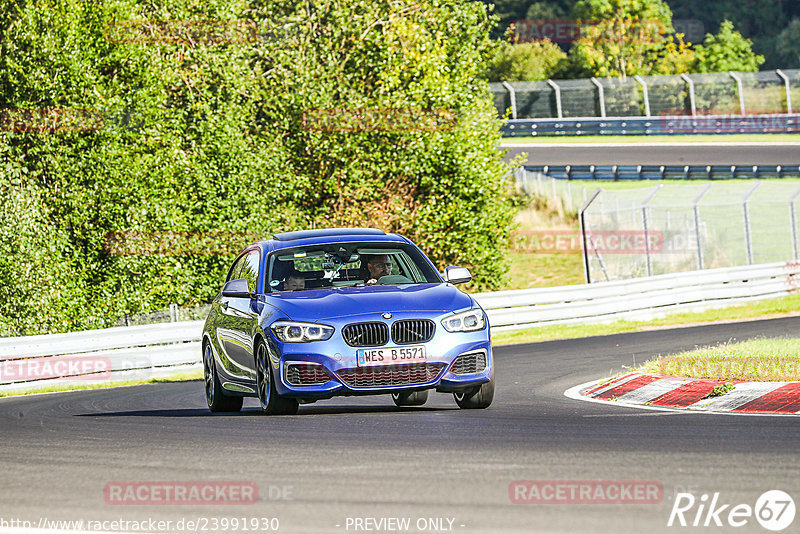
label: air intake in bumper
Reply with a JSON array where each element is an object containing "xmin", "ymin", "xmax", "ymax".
[
  {"xmin": 285, "ymin": 363, "xmax": 332, "ymax": 386},
  {"xmin": 450, "ymin": 351, "xmax": 487, "ymax": 375},
  {"xmin": 336, "ymin": 363, "xmax": 446, "ymax": 388}
]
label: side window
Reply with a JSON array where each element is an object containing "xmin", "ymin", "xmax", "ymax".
[
  {"xmin": 240, "ymin": 250, "xmax": 261, "ymax": 293},
  {"xmin": 226, "ymin": 254, "xmax": 246, "ymax": 284}
]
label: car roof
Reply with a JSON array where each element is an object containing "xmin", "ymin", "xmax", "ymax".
[{"xmin": 251, "ymin": 228, "xmax": 411, "ymax": 254}]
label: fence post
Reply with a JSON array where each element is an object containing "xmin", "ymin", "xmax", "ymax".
[
  {"xmin": 501, "ymin": 81, "xmax": 517, "ymax": 120},
  {"xmin": 591, "ymin": 77, "xmax": 606, "ymax": 118},
  {"xmin": 692, "ymin": 184, "xmax": 712, "ymax": 270},
  {"xmin": 776, "ymin": 69, "xmax": 793, "ymax": 114},
  {"xmin": 634, "ymin": 75, "xmax": 651, "ymax": 117},
  {"xmin": 681, "ymin": 74, "xmax": 697, "ymax": 117},
  {"xmin": 567, "ymin": 182, "xmax": 573, "ymax": 210},
  {"xmin": 640, "ymin": 186, "xmax": 662, "ymax": 277},
  {"xmin": 537, "ymin": 169, "xmax": 543, "ymax": 195},
  {"xmin": 729, "ymin": 71, "xmax": 746, "ymax": 116},
  {"xmin": 742, "ymin": 182, "xmax": 761, "ymax": 265},
  {"xmin": 169, "ymin": 303, "xmax": 179, "ymax": 322},
  {"xmin": 514, "ymin": 166, "xmax": 524, "ymax": 193},
  {"xmin": 547, "ymin": 79, "xmax": 563, "ymax": 119},
  {"xmin": 791, "ymin": 186, "xmax": 800, "ymax": 261},
  {"xmin": 579, "ymin": 188, "xmax": 603, "ymax": 284}
]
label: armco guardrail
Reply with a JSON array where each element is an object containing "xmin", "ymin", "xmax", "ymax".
[
  {"xmin": 501, "ymin": 114, "xmax": 800, "ymax": 137},
  {"xmin": 1, "ymin": 261, "xmax": 798, "ymax": 391},
  {"xmin": 523, "ymin": 164, "xmax": 800, "ymax": 181},
  {"xmin": 0, "ymin": 321, "xmax": 203, "ymax": 393},
  {"xmin": 474, "ymin": 261, "xmax": 800, "ymax": 331}
]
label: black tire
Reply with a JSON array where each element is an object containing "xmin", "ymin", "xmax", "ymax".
[
  {"xmin": 203, "ymin": 342, "xmax": 243, "ymax": 413},
  {"xmin": 391, "ymin": 389, "xmax": 429, "ymax": 407},
  {"xmin": 255, "ymin": 340, "xmax": 299, "ymax": 416},
  {"xmin": 453, "ymin": 376, "xmax": 494, "ymax": 409}
]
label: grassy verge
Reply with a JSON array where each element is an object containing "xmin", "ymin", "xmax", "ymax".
[
  {"xmin": 0, "ymin": 368, "xmax": 203, "ymax": 398},
  {"xmin": 505, "ymin": 251, "xmax": 584, "ymax": 289},
  {"xmin": 504, "ymin": 196, "xmax": 584, "ymax": 289},
  {"xmin": 491, "ymin": 292, "xmax": 800, "ymax": 346},
  {"xmin": 501, "ymin": 133, "xmax": 800, "ymax": 144},
  {"xmin": 638, "ymin": 338, "xmax": 800, "ymax": 382}
]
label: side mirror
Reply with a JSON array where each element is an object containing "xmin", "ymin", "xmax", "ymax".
[
  {"xmin": 222, "ymin": 278, "xmax": 252, "ymax": 298},
  {"xmin": 443, "ymin": 266, "xmax": 472, "ymax": 285}
]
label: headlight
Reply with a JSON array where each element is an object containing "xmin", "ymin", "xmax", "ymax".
[
  {"xmin": 441, "ymin": 309, "xmax": 485, "ymax": 332},
  {"xmin": 271, "ymin": 321, "xmax": 334, "ymax": 342}
]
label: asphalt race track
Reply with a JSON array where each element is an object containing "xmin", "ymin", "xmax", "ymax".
[
  {"xmin": 501, "ymin": 142, "xmax": 800, "ymax": 166},
  {"xmin": 2, "ymin": 316, "xmax": 800, "ymax": 534}
]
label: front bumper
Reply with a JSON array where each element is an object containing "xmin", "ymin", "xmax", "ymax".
[{"xmin": 267, "ymin": 326, "xmax": 492, "ymax": 398}]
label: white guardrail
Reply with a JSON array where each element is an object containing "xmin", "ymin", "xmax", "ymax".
[{"xmin": 1, "ymin": 261, "xmax": 798, "ymax": 392}]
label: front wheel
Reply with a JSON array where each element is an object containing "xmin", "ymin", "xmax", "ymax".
[
  {"xmin": 256, "ymin": 341, "xmax": 299, "ymax": 416},
  {"xmin": 203, "ymin": 343, "xmax": 243, "ymax": 413},
  {"xmin": 392, "ymin": 389, "xmax": 429, "ymax": 407},
  {"xmin": 453, "ymin": 376, "xmax": 494, "ymax": 409}
]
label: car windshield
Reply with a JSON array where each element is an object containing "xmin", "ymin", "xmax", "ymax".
[{"xmin": 266, "ymin": 242, "xmax": 441, "ymax": 292}]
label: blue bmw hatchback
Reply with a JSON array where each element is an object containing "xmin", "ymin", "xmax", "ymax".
[{"xmin": 202, "ymin": 228, "xmax": 494, "ymax": 415}]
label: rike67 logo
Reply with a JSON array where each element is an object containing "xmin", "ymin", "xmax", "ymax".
[{"xmin": 669, "ymin": 490, "xmax": 795, "ymax": 531}]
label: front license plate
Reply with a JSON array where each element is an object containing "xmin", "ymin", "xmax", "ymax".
[{"xmin": 356, "ymin": 346, "xmax": 427, "ymax": 367}]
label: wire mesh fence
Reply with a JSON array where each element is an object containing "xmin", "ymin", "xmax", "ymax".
[
  {"xmin": 580, "ymin": 182, "xmax": 800, "ymax": 282},
  {"xmin": 514, "ymin": 168, "xmax": 800, "ymax": 282},
  {"xmin": 491, "ymin": 69, "xmax": 799, "ymax": 119}
]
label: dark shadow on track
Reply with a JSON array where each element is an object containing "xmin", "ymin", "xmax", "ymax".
[{"xmin": 74, "ymin": 405, "xmax": 453, "ymax": 418}]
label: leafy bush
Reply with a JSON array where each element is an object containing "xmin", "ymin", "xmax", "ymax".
[
  {"xmin": 0, "ymin": 0, "xmax": 515, "ymax": 335},
  {"xmin": 693, "ymin": 20, "xmax": 765, "ymax": 73},
  {"xmin": 486, "ymin": 40, "xmax": 567, "ymax": 82}
]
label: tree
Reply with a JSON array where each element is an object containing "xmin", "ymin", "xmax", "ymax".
[
  {"xmin": 525, "ymin": 2, "xmax": 569, "ymax": 20},
  {"xmin": 776, "ymin": 19, "xmax": 800, "ymax": 68},
  {"xmin": 567, "ymin": 0, "xmax": 694, "ymax": 78},
  {"xmin": 693, "ymin": 20, "xmax": 765, "ymax": 72},
  {"xmin": 0, "ymin": 0, "xmax": 517, "ymax": 334},
  {"xmin": 486, "ymin": 40, "xmax": 567, "ymax": 81}
]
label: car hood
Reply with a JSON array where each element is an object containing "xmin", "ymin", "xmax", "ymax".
[{"xmin": 263, "ymin": 283, "xmax": 474, "ymax": 322}]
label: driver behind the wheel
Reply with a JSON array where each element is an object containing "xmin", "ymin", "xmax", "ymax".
[{"xmin": 362, "ymin": 254, "xmax": 392, "ymax": 285}]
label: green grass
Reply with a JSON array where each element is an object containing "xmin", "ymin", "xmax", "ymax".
[
  {"xmin": 501, "ymin": 133, "xmax": 800, "ymax": 144},
  {"xmin": 0, "ymin": 368, "xmax": 203, "ymax": 398},
  {"xmin": 503, "ymin": 251, "xmax": 584, "ymax": 290},
  {"xmin": 638, "ymin": 338, "xmax": 800, "ymax": 382},
  {"xmin": 491, "ymin": 292, "xmax": 800, "ymax": 346}
]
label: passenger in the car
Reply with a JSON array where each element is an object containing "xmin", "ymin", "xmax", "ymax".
[{"xmin": 284, "ymin": 271, "xmax": 305, "ymax": 291}]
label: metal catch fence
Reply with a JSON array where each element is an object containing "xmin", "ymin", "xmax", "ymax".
[
  {"xmin": 491, "ymin": 69, "xmax": 800, "ymax": 120},
  {"xmin": 578, "ymin": 182, "xmax": 800, "ymax": 282}
]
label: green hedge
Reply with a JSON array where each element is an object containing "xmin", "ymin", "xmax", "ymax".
[{"xmin": 0, "ymin": 0, "xmax": 516, "ymax": 335}]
